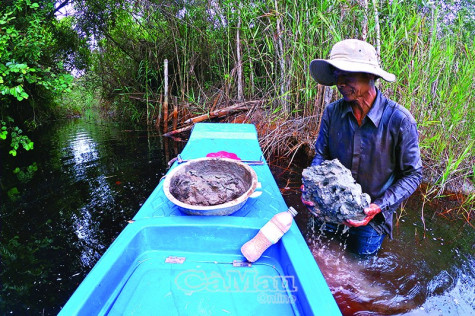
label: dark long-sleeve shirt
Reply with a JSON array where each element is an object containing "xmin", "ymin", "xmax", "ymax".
[{"xmin": 312, "ymin": 89, "xmax": 422, "ymax": 237}]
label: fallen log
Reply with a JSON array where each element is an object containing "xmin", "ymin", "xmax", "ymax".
[
  {"xmin": 183, "ymin": 100, "xmax": 260, "ymax": 125},
  {"xmin": 164, "ymin": 100, "xmax": 262, "ymax": 137},
  {"xmin": 163, "ymin": 124, "xmax": 195, "ymax": 137}
]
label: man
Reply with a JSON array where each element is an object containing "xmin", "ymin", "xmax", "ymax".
[{"xmin": 302, "ymin": 39, "xmax": 422, "ymax": 255}]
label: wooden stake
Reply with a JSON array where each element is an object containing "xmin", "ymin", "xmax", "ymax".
[
  {"xmin": 163, "ymin": 59, "xmax": 169, "ymax": 133},
  {"xmin": 155, "ymin": 94, "xmax": 163, "ymax": 129},
  {"xmin": 172, "ymin": 96, "xmax": 178, "ymax": 131},
  {"xmin": 210, "ymin": 92, "xmax": 222, "ymax": 113},
  {"xmin": 236, "ymin": 3, "xmax": 243, "ymax": 102}
]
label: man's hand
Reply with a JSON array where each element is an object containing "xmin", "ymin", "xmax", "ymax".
[
  {"xmin": 300, "ymin": 184, "xmax": 319, "ymax": 216},
  {"xmin": 345, "ymin": 203, "xmax": 381, "ymax": 227}
]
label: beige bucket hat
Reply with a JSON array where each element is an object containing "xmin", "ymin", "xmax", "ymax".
[{"xmin": 309, "ymin": 39, "xmax": 396, "ymax": 86}]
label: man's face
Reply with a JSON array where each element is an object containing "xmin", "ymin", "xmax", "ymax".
[{"xmin": 334, "ymin": 70, "xmax": 374, "ymax": 102}]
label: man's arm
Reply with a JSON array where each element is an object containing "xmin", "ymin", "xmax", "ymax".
[
  {"xmin": 346, "ymin": 118, "xmax": 422, "ymax": 227},
  {"xmin": 374, "ymin": 119, "xmax": 423, "ymax": 218}
]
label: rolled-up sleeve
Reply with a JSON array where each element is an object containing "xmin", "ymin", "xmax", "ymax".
[{"xmin": 373, "ymin": 119, "xmax": 423, "ymax": 219}]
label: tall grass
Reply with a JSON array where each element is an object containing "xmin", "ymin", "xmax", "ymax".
[
  {"xmin": 374, "ymin": 3, "xmax": 474, "ymax": 209},
  {"xmin": 86, "ymin": 0, "xmax": 474, "ymax": 216},
  {"xmin": 243, "ymin": 0, "xmax": 473, "ymax": 212}
]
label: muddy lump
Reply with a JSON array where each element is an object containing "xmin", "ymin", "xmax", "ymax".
[
  {"xmin": 302, "ymin": 159, "xmax": 370, "ymax": 223},
  {"xmin": 170, "ymin": 159, "xmax": 252, "ymax": 206}
]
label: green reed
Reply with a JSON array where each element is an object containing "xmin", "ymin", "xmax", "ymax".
[
  {"xmin": 92, "ymin": 0, "xmax": 474, "ymax": 216},
  {"xmin": 239, "ymin": 0, "xmax": 474, "ymax": 213}
]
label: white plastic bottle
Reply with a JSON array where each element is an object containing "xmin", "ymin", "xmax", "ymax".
[{"xmin": 241, "ymin": 207, "xmax": 298, "ymax": 262}]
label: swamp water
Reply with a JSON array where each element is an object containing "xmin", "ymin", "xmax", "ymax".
[
  {"xmin": 274, "ymin": 162, "xmax": 474, "ymax": 315},
  {"xmin": 1, "ymin": 119, "xmax": 473, "ymax": 315},
  {"xmin": 0, "ymin": 120, "xmax": 183, "ymax": 314}
]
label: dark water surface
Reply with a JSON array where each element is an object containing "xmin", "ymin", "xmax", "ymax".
[
  {"xmin": 1, "ymin": 119, "xmax": 473, "ymax": 315},
  {"xmin": 273, "ymin": 160, "xmax": 475, "ymax": 315},
  {"xmin": 0, "ymin": 120, "xmax": 183, "ymax": 314}
]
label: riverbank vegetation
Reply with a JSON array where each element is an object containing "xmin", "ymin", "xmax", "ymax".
[
  {"xmin": 1, "ymin": 0, "xmax": 473, "ymax": 220},
  {"xmin": 0, "ymin": 0, "xmax": 89, "ymax": 155}
]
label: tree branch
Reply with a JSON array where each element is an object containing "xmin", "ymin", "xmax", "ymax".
[{"xmin": 54, "ymin": 0, "xmax": 71, "ymax": 14}]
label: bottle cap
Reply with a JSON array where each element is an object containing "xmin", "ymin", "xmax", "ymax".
[{"xmin": 288, "ymin": 206, "xmax": 298, "ymax": 217}]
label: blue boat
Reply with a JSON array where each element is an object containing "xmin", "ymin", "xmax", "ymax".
[{"xmin": 60, "ymin": 123, "xmax": 341, "ymax": 315}]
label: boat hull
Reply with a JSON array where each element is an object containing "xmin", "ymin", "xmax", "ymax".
[{"xmin": 60, "ymin": 123, "xmax": 341, "ymax": 315}]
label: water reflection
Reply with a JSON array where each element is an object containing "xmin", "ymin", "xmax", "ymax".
[
  {"xmin": 68, "ymin": 130, "xmax": 99, "ymax": 169},
  {"xmin": 72, "ymin": 207, "xmax": 105, "ymax": 267},
  {"xmin": 64, "ymin": 129, "xmax": 118, "ymax": 267},
  {"xmin": 0, "ymin": 120, "xmax": 182, "ymax": 314},
  {"xmin": 286, "ymin": 186, "xmax": 475, "ymax": 315},
  {"xmin": 269, "ymin": 156, "xmax": 474, "ymax": 315}
]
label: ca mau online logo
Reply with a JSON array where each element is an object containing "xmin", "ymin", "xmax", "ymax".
[{"xmin": 174, "ymin": 269, "xmax": 298, "ymax": 304}]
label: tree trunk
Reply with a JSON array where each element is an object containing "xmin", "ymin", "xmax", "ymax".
[
  {"xmin": 274, "ymin": 0, "xmax": 288, "ymax": 113},
  {"xmin": 361, "ymin": 0, "xmax": 368, "ymax": 40},
  {"xmin": 372, "ymin": 0, "xmax": 381, "ymax": 59},
  {"xmin": 236, "ymin": 3, "xmax": 244, "ymax": 102},
  {"xmin": 247, "ymin": 43, "xmax": 254, "ymax": 96}
]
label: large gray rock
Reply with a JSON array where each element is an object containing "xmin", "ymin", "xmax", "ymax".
[{"xmin": 302, "ymin": 159, "xmax": 370, "ymax": 224}]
